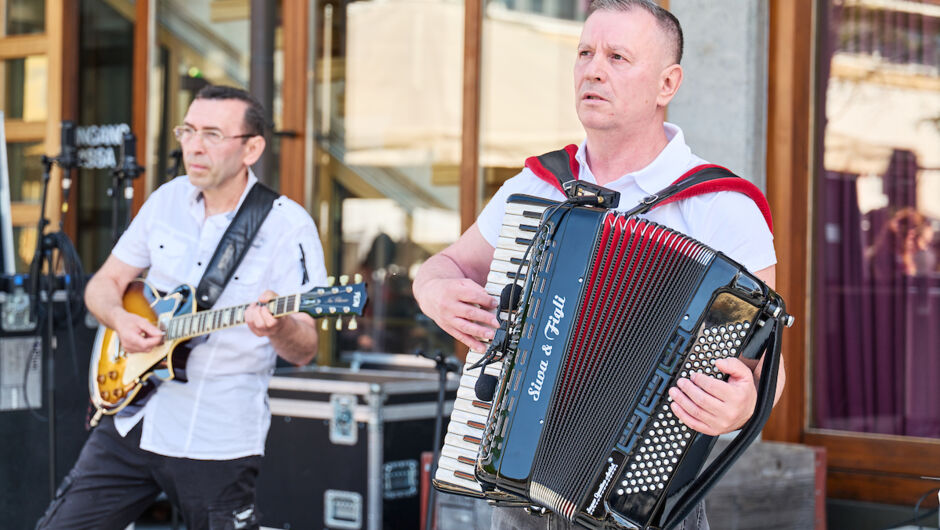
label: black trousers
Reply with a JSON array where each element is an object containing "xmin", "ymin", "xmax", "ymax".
[{"xmin": 35, "ymin": 416, "xmax": 261, "ymax": 530}]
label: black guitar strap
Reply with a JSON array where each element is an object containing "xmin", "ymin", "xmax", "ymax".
[{"xmin": 195, "ymin": 181, "xmax": 280, "ymax": 310}]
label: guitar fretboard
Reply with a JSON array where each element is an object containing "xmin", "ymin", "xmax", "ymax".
[{"xmin": 165, "ymin": 294, "xmax": 300, "ymax": 340}]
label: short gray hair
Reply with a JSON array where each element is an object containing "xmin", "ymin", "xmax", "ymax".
[{"xmin": 587, "ymin": 0, "xmax": 683, "ymax": 65}]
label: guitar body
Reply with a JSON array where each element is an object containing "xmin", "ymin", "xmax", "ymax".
[{"xmin": 89, "ymin": 279, "xmax": 194, "ymax": 417}]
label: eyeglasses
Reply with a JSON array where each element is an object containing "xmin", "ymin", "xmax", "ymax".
[{"xmin": 173, "ymin": 125, "xmax": 255, "ymax": 145}]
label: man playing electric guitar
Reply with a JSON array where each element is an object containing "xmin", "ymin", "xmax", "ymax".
[{"xmin": 37, "ymin": 85, "xmax": 328, "ymax": 530}]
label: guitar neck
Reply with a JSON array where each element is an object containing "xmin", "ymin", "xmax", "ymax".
[{"xmin": 165, "ymin": 294, "xmax": 299, "ymax": 341}]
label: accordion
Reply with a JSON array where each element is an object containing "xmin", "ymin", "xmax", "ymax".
[{"xmin": 433, "ymin": 193, "xmax": 792, "ymax": 530}]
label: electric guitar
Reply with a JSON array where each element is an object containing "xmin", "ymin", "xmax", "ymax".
[{"xmin": 89, "ymin": 275, "xmax": 367, "ymax": 425}]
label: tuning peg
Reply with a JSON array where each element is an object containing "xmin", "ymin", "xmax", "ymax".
[
  {"xmin": 327, "ymin": 276, "xmax": 336, "ymax": 287},
  {"xmin": 354, "ymin": 273, "xmax": 362, "ymax": 284},
  {"xmin": 321, "ymin": 319, "xmax": 329, "ymax": 331},
  {"xmin": 340, "ymin": 274, "xmax": 349, "ymax": 286},
  {"xmin": 335, "ymin": 318, "xmax": 343, "ymax": 331},
  {"xmin": 348, "ymin": 316, "xmax": 358, "ymax": 330}
]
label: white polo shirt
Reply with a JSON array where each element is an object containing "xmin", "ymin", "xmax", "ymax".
[
  {"xmin": 111, "ymin": 171, "xmax": 327, "ymax": 460},
  {"xmin": 477, "ymin": 123, "xmax": 776, "ymax": 273}
]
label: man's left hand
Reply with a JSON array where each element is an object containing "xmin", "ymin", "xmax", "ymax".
[
  {"xmin": 668, "ymin": 357, "xmax": 757, "ymax": 436},
  {"xmin": 245, "ymin": 290, "xmax": 284, "ymax": 337}
]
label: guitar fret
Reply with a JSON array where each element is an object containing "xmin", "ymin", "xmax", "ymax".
[
  {"xmin": 214, "ymin": 310, "xmax": 222, "ymax": 331},
  {"xmin": 199, "ymin": 312, "xmax": 207, "ymax": 334},
  {"xmin": 276, "ymin": 297, "xmax": 284, "ymax": 315}
]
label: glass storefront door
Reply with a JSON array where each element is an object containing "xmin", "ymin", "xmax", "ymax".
[
  {"xmin": 315, "ymin": 0, "xmax": 465, "ymax": 360},
  {"xmin": 813, "ymin": 0, "xmax": 939, "ymax": 439}
]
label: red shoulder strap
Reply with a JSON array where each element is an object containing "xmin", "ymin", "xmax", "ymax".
[
  {"xmin": 656, "ymin": 164, "xmax": 774, "ymax": 234},
  {"xmin": 524, "ymin": 144, "xmax": 579, "ymax": 194},
  {"xmin": 523, "ymin": 149, "xmax": 773, "ymax": 234}
]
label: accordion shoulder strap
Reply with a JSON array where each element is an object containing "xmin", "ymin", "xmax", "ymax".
[
  {"xmin": 525, "ymin": 144, "xmax": 580, "ymax": 193},
  {"xmin": 526, "ymin": 148, "xmax": 773, "ymax": 234},
  {"xmin": 627, "ymin": 164, "xmax": 774, "ymax": 233},
  {"xmin": 195, "ymin": 181, "xmax": 280, "ymax": 310}
]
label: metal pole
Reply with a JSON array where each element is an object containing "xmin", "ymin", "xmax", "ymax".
[
  {"xmin": 250, "ymin": 0, "xmax": 276, "ymax": 186},
  {"xmin": 425, "ymin": 351, "xmax": 448, "ymax": 530}
]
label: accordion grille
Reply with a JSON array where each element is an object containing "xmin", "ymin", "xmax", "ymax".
[{"xmin": 530, "ymin": 214, "xmax": 714, "ymax": 515}]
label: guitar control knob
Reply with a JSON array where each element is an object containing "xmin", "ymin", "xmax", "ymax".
[
  {"xmin": 109, "ymin": 371, "xmax": 118, "ymax": 380},
  {"xmin": 101, "ymin": 391, "xmax": 110, "ymax": 399},
  {"xmin": 97, "ymin": 374, "xmax": 106, "ymax": 384},
  {"xmin": 114, "ymin": 388, "xmax": 124, "ymax": 398}
]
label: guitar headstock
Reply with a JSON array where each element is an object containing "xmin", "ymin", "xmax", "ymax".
[{"xmin": 300, "ymin": 274, "xmax": 368, "ymax": 331}]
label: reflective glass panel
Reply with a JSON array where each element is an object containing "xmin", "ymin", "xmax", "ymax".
[
  {"xmin": 5, "ymin": 141, "xmax": 43, "ymax": 274},
  {"xmin": 318, "ymin": 0, "xmax": 463, "ymax": 359},
  {"xmin": 813, "ymin": 0, "xmax": 940, "ymax": 438},
  {"xmin": 479, "ymin": 0, "xmax": 587, "ymax": 202},
  {"xmin": 151, "ymin": 0, "xmax": 252, "ymax": 186},
  {"xmin": 2, "ymin": 56, "xmax": 49, "ymax": 122},
  {"xmin": 75, "ymin": 0, "xmax": 134, "ymax": 271},
  {"xmin": 4, "ymin": 0, "xmax": 45, "ymax": 35},
  {"xmin": 6, "ymin": 141, "xmax": 43, "ymax": 204}
]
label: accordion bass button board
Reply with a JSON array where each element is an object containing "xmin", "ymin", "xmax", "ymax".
[{"xmin": 434, "ymin": 195, "xmax": 791, "ymax": 530}]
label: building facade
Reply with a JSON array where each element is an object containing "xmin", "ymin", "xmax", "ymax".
[{"xmin": 1, "ymin": 0, "xmax": 937, "ymax": 514}]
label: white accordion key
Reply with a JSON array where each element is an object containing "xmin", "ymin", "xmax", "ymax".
[{"xmin": 444, "ymin": 432, "xmax": 485, "ymax": 454}]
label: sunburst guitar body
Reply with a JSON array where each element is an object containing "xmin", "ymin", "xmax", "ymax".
[{"xmin": 89, "ymin": 275, "xmax": 366, "ymax": 425}]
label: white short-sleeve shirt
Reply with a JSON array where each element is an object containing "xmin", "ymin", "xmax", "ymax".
[
  {"xmin": 111, "ymin": 170, "xmax": 327, "ymax": 460},
  {"xmin": 477, "ymin": 123, "xmax": 776, "ymax": 273}
]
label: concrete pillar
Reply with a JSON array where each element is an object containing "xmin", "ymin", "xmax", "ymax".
[{"xmin": 668, "ymin": 0, "xmax": 770, "ymax": 189}]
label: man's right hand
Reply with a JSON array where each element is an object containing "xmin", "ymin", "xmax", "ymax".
[
  {"xmin": 413, "ymin": 223, "xmax": 499, "ymax": 351},
  {"xmin": 418, "ymin": 277, "xmax": 499, "ymax": 352},
  {"xmin": 112, "ymin": 311, "xmax": 164, "ymax": 354}
]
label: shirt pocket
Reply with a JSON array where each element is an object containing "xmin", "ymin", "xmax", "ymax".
[
  {"xmin": 146, "ymin": 236, "xmax": 188, "ymax": 287},
  {"xmin": 227, "ymin": 257, "xmax": 269, "ymax": 298}
]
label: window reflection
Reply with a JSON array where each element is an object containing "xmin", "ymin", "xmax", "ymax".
[
  {"xmin": 814, "ymin": 0, "xmax": 939, "ymax": 438},
  {"xmin": 4, "ymin": 0, "xmax": 45, "ymax": 36},
  {"xmin": 6, "ymin": 141, "xmax": 43, "ymax": 204},
  {"xmin": 3, "ymin": 57, "xmax": 48, "ymax": 122},
  {"xmin": 479, "ymin": 1, "xmax": 585, "ymax": 202},
  {"xmin": 318, "ymin": 0, "xmax": 463, "ymax": 359}
]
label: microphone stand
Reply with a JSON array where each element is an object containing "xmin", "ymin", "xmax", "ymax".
[
  {"xmin": 416, "ymin": 348, "xmax": 459, "ymax": 530},
  {"xmin": 31, "ymin": 154, "xmax": 65, "ymax": 500},
  {"xmin": 109, "ymin": 132, "xmax": 144, "ymax": 245}
]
